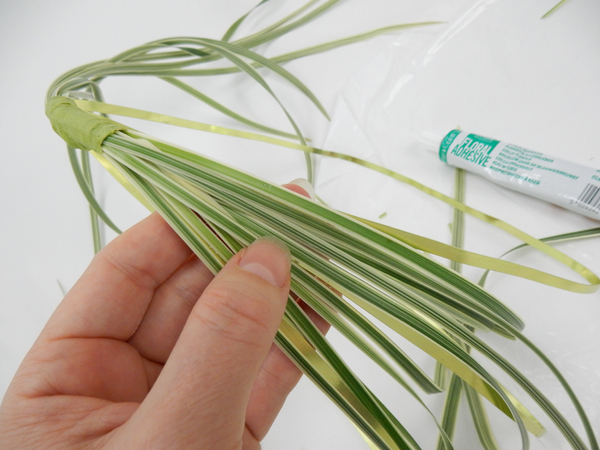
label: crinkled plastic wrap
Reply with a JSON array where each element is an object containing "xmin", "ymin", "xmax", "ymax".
[{"xmin": 316, "ymin": 0, "xmax": 600, "ymax": 448}]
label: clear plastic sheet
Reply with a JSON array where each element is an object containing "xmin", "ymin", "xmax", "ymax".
[{"xmin": 316, "ymin": 0, "xmax": 600, "ymax": 448}]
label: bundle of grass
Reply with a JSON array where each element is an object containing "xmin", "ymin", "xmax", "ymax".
[{"xmin": 46, "ymin": 1, "xmax": 598, "ymax": 449}]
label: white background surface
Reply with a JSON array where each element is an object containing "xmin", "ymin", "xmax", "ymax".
[{"xmin": 1, "ymin": 0, "xmax": 599, "ymax": 449}]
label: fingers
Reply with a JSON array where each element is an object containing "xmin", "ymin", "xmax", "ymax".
[
  {"xmin": 282, "ymin": 178, "xmax": 315, "ymax": 199},
  {"xmin": 127, "ymin": 254, "xmax": 214, "ymax": 365},
  {"xmin": 41, "ymin": 212, "xmax": 194, "ymax": 342},
  {"xmin": 128, "ymin": 180, "xmax": 313, "ymax": 369},
  {"xmin": 117, "ymin": 237, "xmax": 291, "ymax": 449}
]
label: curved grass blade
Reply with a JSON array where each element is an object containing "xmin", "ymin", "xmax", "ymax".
[
  {"xmin": 235, "ymin": 0, "xmax": 344, "ymax": 49},
  {"xmin": 67, "ymin": 146, "xmax": 122, "ymax": 234},
  {"xmin": 284, "ymin": 298, "xmax": 420, "ymax": 450},
  {"xmin": 121, "ymin": 0, "xmax": 326, "ymax": 65},
  {"xmin": 512, "ymin": 328, "xmax": 599, "ymax": 450},
  {"xmin": 358, "ymin": 217, "xmax": 588, "ymax": 298},
  {"xmin": 170, "ymin": 37, "xmax": 330, "ymax": 120},
  {"xmin": 478, "ymin": 227, "xmax": 600, "ymax": 287},
  {"xmin": 168, "ymin": 38, "xmax": 315, "ymax": 182},
  {"xmin": 47, "ymin": 61, "xmax": 111, "ymax": 100},
  {"xmin": 107, "ymin": 43, "xmax": 203, "ymax": 65},
  {"xmin": 161, "ymin": 76, "xmax": 299, "ymax": 139},
  {"xmin": 291, "ymin": 265, "xmax": 444, "ymax": 394},
  {"xmin": 234, "ymin": 0, "xmax": 322, "ymax": 45},
  {"xmin": 276, "ymin": 317, "xmax": 408, "ymax": 450},
  {"xmin": 271, "ymin": 22, "xmax": 442, "ymax": 64},
  {"xmin": 129, "ymin": 49, "xmax": 192, "ymax": 62},
  {"xmin": 128, "ymin": 22, "xmax": 439, "ymax": 78},
  {"xmin": 221, "ymin": 0, "xmax": 271, "ymax": 42},
  {"xmin": 81, "ymin": 0, "xmax": 333, "ymax": 74}
]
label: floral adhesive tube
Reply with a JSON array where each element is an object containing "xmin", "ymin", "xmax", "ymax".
[{"xmin": 423, "ymin": 130, "xmax": 600, "ymax": 221}]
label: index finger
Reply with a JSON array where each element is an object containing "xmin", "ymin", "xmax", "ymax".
[{"xmin": 42, "ymin": 212, "xmax": 195, "ymax": 342}]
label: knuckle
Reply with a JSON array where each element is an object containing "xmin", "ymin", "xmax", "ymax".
[
  {"xmin": 194, "ymin": 281, "xmax": 276, "ymax": 345},
  {"xmin": 173, "ymin": 278, "xmax": 203, "ymax": 310},
  {"xmin": 98, "ymin": 251, "xmax": 158, "ymax": 292},
  {"xmin": 173, "ymin": 258, "xmax": 213, "ymax": 309},
  {"xmin": 257, "ymin": 354, "xmax": 300, "ymax": 399}
]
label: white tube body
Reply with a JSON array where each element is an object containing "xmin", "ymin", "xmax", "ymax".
[{"xmin": 437, "ymin": 130, "xmax": 600, "ymax": 221}]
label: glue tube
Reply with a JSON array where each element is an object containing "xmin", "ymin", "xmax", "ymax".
[{"xmin": 421, "ymin": 130, "xmax": 600, "ymax": 221}]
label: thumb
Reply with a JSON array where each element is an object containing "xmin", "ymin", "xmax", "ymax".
[{"xmin": 120, "ymin": 236, "xmax": 291, "ymax": 449}]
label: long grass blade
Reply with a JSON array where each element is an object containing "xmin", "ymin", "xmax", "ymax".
[
  {"xmin": 169, "ymin": 37, "xmax": 329, "ymax": 120},
  {"xmin": 66, "ymin": 146, "xmax": 122, "ymax": 234},
  {"xmin": 291, "ymin": 265, "xmax": 444, "ymax": 394},
  {"xmin": 126, "ymin": 22, "xmax": 438, "ymax": 78},
  {"xmin": 465, "ymin": 382, "xmax": 502, "ymax": 450},
  {"xmin": 221, "ymin": 0, "xmax": 271, "ymax": 42},
  {"xmin": 271, "ymin": 23, "xmax": 442, "ymax": 64},
  {"xmin": 478, "ymin": 227, "xmax": 600, "ymax": 287},
  {"xmin": 161, "ymin": 76, "xmax": 299, "ymax": 139},
  {"xmin": 276, "ymin": 317, "xmax": 406, "ymax": 450},
  {"xmin": 166, "ymin": 38, "xmax": 315, "ymax": 182},
  {"xmin": 436, "ymin": 376, "xmax": 463, "ymax": 449},
  {"xmin": 438, "ymin": 169, "xmax": 502, "ymax": 450},
  {"xmin": 542, "ymin": 0, "xmax": 572, "ymax": 18},
  {"xmin": 80, "ymin": 149, "xmax": 102, "ymax": 253},
  {"xmin": 233, "ymin": 0, "xmax": 322, "ymax": 45},
  {"xmin": 284, "ymin": 298, "xmax": 420, "ymax": 449},
  {"xmin": 435, "ymin": 168, "xmax": 466, "ymax": 449},
  {"xmin": 235, "ymin": 0, "xmax": 344, "ymax": 49}
]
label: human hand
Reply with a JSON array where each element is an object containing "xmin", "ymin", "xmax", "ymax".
[{"xmin": 0, "ymin": 181, "xmax": 325, "ymax": 449}]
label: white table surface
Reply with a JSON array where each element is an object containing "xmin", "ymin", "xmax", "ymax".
[{"xmin": 1, "ymin": 1, "xmax": 598, "ymax": 449}]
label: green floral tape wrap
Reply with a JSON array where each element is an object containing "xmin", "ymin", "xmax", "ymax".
[{"xmin": 46, "ymin": 97, "xmax": 126, "ymax": 153}]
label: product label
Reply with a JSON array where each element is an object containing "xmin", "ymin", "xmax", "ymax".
[
  {"xmin": 439, "ymin": 129, "xmax": 462, "ymax": 163},
  {"xmin": 439, "ymin": 130, "xmax": 600, "ymax": 220},
  {"xmin": 448, "ymin": 133, "xmax": 499, "ymax": 168}
]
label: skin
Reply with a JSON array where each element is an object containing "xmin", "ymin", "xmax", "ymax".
[{"xmin": 0, "ymin": 183, "xmax": 327, "ymax": 449}]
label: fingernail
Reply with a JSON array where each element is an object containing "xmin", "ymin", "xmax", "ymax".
[
  {"xmin": 289, "ymin": 178, "xmax": 316, "ymax": 199},
  {"xmin": 239, "ymin": 236, "xmax": 291, "ymax": 287}
]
